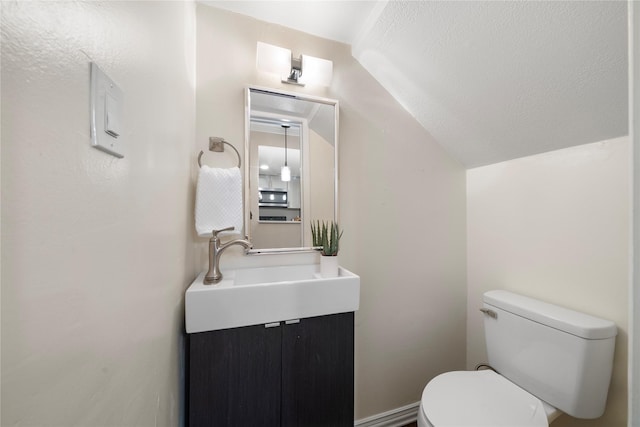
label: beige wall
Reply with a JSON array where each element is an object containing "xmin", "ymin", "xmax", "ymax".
[
  {"xmin": 1, "ymin": 2, "xmax": 197, "ymax": 425},
  {"xmin": 3, "ymin": 2, "xmax": 628, "ymax": 425},
  {"xmin": 309, "ymin": 128, "xmax": 335, "ymax": 223},
  {"xmin": 196, "ymin": 4, "xmax": 468, "ymax": 419},
  {"xmin": 631, "ymin": 2, "xmax": 639, "ymax": 423},
  {"xmin": 466, "ymin": 137, "xmax": 630, "ymax": 426}
]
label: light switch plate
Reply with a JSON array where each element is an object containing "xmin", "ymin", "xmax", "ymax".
[
  {"xmin": 104, "ymin": 93, "xmax": 121, "ymax": 138},
  {"xmin": 90, "ymin": 62, "xmax": 124, "ymax": 158}
]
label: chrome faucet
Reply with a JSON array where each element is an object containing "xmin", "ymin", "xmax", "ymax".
[{"xmin": 204, "ymin": 227, "xmax": 252, "ymax": 285}]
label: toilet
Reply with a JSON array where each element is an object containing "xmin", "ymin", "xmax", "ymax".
[{"xmin": 418, "ymin": 290, "xmax": 617, "ymax": 427}]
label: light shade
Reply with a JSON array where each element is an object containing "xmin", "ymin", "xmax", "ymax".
[
  {"xmin": 300, "ymin": 55, "xmax": 333, "ymax": 87},
  {"xmin": 256, "ymin": 42, "xmax": 291, "ymax": 77},
  {"xmin": 281, "ymin": 165, "xmax": 291, "ymax": 182},
  {"xmin": 256, "ymin": 42, "xmax": 333, "ymax": 87}
]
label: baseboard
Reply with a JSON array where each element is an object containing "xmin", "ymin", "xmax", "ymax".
[{"xmin": 354, "ymin": 402, "xmax": 420, "ymax": 427}]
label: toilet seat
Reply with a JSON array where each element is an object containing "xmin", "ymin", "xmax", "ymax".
[{"xmin": 420, "ymin": 370, "xmax": 549, "ymax": 427}]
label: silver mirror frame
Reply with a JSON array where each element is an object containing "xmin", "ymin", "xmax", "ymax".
[{"xmin": 245, "ymin": 85, "xmax": 339, "ymax": 254}]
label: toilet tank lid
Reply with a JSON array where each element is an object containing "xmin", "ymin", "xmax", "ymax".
[{"xmin": 483, "ymin": 290, "xmax": 617, "ymax": 340}]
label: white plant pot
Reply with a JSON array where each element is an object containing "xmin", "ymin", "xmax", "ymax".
[{"xmin": 320, "ymin": 255, "xmax": 339, "ymax": 278}]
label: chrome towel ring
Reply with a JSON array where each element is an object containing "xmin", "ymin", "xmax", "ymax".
[{"xmin": 198, "ymin": 137, "xmax": 241, "ymax": 168}]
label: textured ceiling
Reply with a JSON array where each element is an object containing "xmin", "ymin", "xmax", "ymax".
[
  {"xmin": 201, "ymin": 1, "xmax": 380, "ymax": 44},
  {"xmin": 202, "ymin": 1, "xmax": 628, "ymax": 167}
]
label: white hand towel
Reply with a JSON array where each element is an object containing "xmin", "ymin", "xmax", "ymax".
[{"xmin": 195, "ymin": 166, "xmax": 243, "ymax": 237}]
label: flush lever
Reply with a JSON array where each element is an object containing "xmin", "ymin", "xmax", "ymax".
[{"xmin": 480, "ymin": 308, "xmax": 498, "ymax": 319}]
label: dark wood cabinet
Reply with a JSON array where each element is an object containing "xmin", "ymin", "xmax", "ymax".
[
  {"xmin": 189, "ymin": 322, "xmax": 282, "ymax": 426},
  {"xmin": 281, "ymin": 313, "xmax": 354, "ymax": 427},
  {"xmin": 188, "ymin": 312, "xmax": 354, "ymax": 427}
]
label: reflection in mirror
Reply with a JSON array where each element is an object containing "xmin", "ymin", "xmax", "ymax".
[
  {"xmin": 254, "ymin": 122, "xmax": 303, "ymax": 248},
  {"xmin": 246, "ymin": 87, "xmax": 338, "ymax": 252}
]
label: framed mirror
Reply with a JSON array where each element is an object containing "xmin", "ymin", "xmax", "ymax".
[{"xmin": 245, "ymin": 86, "xmax": 338, "ymax": 253}]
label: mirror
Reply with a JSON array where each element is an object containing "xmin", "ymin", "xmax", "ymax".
[{"xmin": 245, "ymin": 87, "xmax": 338, "ymax": 253}]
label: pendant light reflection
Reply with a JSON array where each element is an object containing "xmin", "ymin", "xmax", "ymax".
[{"xmin": 281, "ymin": 124, "xmax": 291, "ymax": 182}]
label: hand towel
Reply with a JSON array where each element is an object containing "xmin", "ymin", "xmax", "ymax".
[{"xmin": 195, "ymin": 165, "xmax": 243, "ymax": 237}]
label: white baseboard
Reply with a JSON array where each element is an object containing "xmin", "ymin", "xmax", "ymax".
[{"xmin": 354, "ymin": 402, "xmax": 420, "ymax": 427}]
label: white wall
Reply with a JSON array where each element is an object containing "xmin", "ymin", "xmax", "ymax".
[
  {"xmin": 196, "ymin": 4, "xmax": 468, "ymax": 419},
  {"xmin": 630, "ymin": 1, "xmax": 639, "ymax": 424},
  {"xmin": 308, "ymin": 129, "xmax": 335, "ymax": 222},
  {"xmin": 467, "ymin": 137, "xmax": 630, "ymax": 427},
  {"xmin": 1, "ymin": 2, "xmax": 197, "ymax": 425},
  {"xmin": 2, "ymin": 2, "xmax": 630, "ymax": 425}
]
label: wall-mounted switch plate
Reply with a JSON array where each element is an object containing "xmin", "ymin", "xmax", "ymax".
[
  {"xmin": 104, "ymin": 93, "xmax": 121, "ymax": 138},
  {"xmin": 90, "ymin": 62, "xmax": 124, "ymax": 158}
]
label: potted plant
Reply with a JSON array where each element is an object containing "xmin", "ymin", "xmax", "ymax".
[{"xmin": 311, "ymin": 220, "xmax": 343, "ymax": 277}]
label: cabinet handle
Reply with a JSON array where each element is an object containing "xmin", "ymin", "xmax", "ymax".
[
  {"xmin": 285, "ymin": 319, "xmax": 300, "ymax": 325},
  {"xmin": 265, "ymin": 322, "xmax": 281, "ymax": 328}
]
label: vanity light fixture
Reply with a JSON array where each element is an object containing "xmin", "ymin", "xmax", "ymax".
[
  {"xmin": 256, "ymin": 41, "xmax": 333, "ymax": 87},
  {"xmin": 281, "ymin": 124, "xmax": 291, "ymax": 182}
]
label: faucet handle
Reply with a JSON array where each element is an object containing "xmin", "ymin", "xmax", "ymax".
[{"xmin": 211, "ymin": 226, "xmax": 235, "ymax": 238}]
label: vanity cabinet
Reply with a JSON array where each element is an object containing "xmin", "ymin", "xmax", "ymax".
[{"xmin": 188, "ymin": 312, "xmax": 354, "ymax": 427}]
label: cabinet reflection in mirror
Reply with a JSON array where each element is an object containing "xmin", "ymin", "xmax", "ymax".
[{"xmin": 246, "ymin": 87, "xmax": 338, "ymax": 252}]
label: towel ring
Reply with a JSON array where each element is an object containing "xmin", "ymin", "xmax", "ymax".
[{"xmin": 198, "ymin": 137, "xmax": 241, "ymax": 168}]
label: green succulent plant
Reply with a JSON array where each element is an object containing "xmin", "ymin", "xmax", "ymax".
[
  {"xmin": 311, "ymin": 220, "xmax": 343, "ymax": 256},
  {"xmin": 311, "ymin": 220, "xmax": 323, "ymax": 248}
]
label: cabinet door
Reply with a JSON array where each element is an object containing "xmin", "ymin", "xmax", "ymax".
[
  {"xmin": 281, "ymin": 312, "xmax": 354, "ymax": 427},
  {"xmin": 189, "ymin": 324, "xmax": 282, "ymax": 427}
]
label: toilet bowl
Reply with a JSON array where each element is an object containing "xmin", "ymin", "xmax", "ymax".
[
  {"xmin": 416, "ymin": 290, "xmax": 617, "ymax": 427},
  {"xmin": 417, "ymin": 370, "xmax": 561, "ymax": 427}
]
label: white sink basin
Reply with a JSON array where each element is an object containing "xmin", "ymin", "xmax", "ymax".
[
  {"xmin": 234, "ymin": 264, "xmax": 318, "ymax": 286},
  {"xmin": 185, "ymin": 264, "xmax": 360, "ymax": 333}
]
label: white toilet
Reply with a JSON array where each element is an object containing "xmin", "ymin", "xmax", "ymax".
[{"xmin": 418, "ymin": 290, "xmax": 617, "ymax": 427}]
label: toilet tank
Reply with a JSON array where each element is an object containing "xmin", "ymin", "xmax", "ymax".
[{"xmin": 482, "ymin": 290, "xmax": 617, "ymax": 419}]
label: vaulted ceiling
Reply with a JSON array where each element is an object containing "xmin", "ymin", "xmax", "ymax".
[{"xmin": 203, "ymin": 0, "xmax": 628, "ymax": 167}]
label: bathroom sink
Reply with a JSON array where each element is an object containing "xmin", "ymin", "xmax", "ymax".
[
  {"xmin": 233, "ymin": 264, "xmax": 318, "ymax": 286},
  {"xmin": 185, "ymin": 264, "xmax": 360, "ymax": 333}
]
